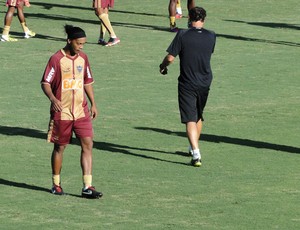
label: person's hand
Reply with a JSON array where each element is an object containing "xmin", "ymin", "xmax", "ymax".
[
  {"xmin": 90, "ymin": 105, "xmax": 98, "ymax": 120},
  {"xmin": 50, "ymin": 98, "xmax": 63, "ymax": 112},
  {"xmin": 24, "ymin": 0, "xmax": 31, "ymax": 7},
  {"xmin": 159, "ymin": 64, "xmax": 168, "ymax": 75}
]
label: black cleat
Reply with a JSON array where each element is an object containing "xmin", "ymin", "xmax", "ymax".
[
  {"xmin": 82, "ymin": 186, "xmax": 103, "ymax": 199},
  {"xmin": 191, "ymin": 158, "xmax": 202, "ymax": 167},
  {"xmin": 51, "ymin": 185, "xmax": 64, "ymax": 195}
]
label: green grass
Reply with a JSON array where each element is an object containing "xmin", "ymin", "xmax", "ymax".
[{"xmin": 0, "ymin": 0, "xmax": 300, "ymax": 229}]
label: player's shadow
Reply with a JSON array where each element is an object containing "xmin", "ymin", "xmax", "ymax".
[
  {"xmin": 217, "ymin": 33, "xmax": 300, "ymax": 47},
  {"xmin": 0, "ymin": 125, "xmax": 188, "ymax": 165},
  {"xmin": 134, "ymin": 127, "xmax": 300, "ymax": 154},
  {"xmin": 30, "ymin": 2, "xmax": 167, "ymax": 18},
  {"xmin": 30, "ymin": 2, "xmax": 89, "ymax": 11},
  {"xmin": 25, "ymin": 12, "xmax": 169, "ymax": 33},
  {"xmin": 0, "ymin": 178, "xmax": 50, "ymax": 193},
  {"xmin": 224, "ymin": 19, "xmax": 300, "ymax": 31},
  {"xmin": 24, "ymin": 13, "xmax": 300, "ymax": 43},
  {"xmin": 219, "ymin": 19, "xmax": 300, "ymax": 47},
  {"xmin": 0, "ymin": 125, "xmax": 189, "ymax": 196},
  {"xmin": 92, "ymin": 141, "xmax": 189, "ymax": 161},
  {"xmin": 0, "ymin": 178, "xmax": 85, "ymax": 198}
]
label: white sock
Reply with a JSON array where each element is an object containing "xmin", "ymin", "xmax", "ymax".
[
  {"xmin": 176, "ymin": 8, "xmax": 182, "ymax": 14},
  {"xmin": 192, "ymin": 149, "xmax": 201, "ymax": 160}
]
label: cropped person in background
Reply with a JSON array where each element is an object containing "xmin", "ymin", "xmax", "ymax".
[
  {"xmin": 93, "ymin": 0, "xmax": 120, "ymax": 46},
  {"xmin": 168, "ymin": 0, "xmax": 196, "ymax": 32},
  {"xmin": 1, "ymin": 0, "xmax": 35, "ymax": 42}
]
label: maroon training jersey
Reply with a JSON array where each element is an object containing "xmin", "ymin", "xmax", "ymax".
[{"xmin": 41, "ymin": 49, "xmax": 94, "ymax": 121}]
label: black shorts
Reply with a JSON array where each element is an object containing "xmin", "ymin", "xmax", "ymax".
[{"xmin": 178, "ymin": 85, "xmax": 209, "ymax": 123}]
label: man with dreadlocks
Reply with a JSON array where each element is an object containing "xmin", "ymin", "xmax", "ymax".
[{"xmin": 41, "ymin": 25, "xmax": 103, "ymax": 199}]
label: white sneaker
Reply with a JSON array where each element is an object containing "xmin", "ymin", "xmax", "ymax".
[
  {"xmin": 189, "ymin": 147, "xmax": 201, "ymax": 160},
  {"xmin": 1, "ymin": 35, "xmax": 18, "ymax": 42},
  {"xmin": 24, "ymin": 30, "xmax": 36, "ymax": 39}
]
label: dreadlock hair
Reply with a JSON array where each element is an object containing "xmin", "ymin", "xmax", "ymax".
[{"xmin": 64, "ymin": 24, "xmax": 86, "ymax": 40}]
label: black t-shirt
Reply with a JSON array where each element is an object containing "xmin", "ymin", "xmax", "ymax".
[{"xmin": 167, "ymin": 27, "xmax": 216, "ymax": 91}]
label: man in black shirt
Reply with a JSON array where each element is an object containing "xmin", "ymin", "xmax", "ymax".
[{"xmin": 159, "ymin": 6, "xmax": 216, "ymax": 167}]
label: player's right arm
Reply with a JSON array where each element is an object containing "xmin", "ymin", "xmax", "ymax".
[
  {"xmin": 41, "ymin": 83, "xmax": 62, "ymax": 112},
  {"xmin": 159, "ymin": 54, "xmax": 175, "ymax": 75},
  {"xmin": 41, "ymin": 55, "xmax": 63, "ymax": 112}
]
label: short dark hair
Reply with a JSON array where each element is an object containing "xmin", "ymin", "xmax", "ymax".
[
  {"xmin": 64, "ymin": 24, "xmax": 86, "ymax": 40},
  {"xmin": 189, "ymin": 7, "xmax": 206, "ymax": 22}
]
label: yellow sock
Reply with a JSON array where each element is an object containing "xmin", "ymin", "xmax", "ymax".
[
  {"xmin": 2, "ymin": 25, "xmax": 10, "ymax": 36},
  {"xmin": 176, "ymin": 0, "xmax": 181, "ymax": 8},
  {"xmin": 100, "ymin": 23, "xmax": 107, "ymax": 39},
  {"xmin": 52, "ymin": 174, "xmax": 60, "ymax": 186},
  {"xmin": 170, "ymin": 16, "xmax": 176, "ymax": 26},
  {"xmin": 21, "ymin": 22, "xmax": 30, "ymax": 33},
  {"xmin": 99, "ymin": 13, "xmax": 116, "ymax": 38},
  {"xmin": 83, "ymin": 175, "xmax": 92, "ymax": 189}
]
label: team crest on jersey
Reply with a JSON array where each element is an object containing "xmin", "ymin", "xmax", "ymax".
[{"xmin": 77, "ymin": 65, "xmax": 83, "ymax": 73}]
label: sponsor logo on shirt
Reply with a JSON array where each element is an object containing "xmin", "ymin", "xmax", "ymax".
[
  {"xmin": 87, "ymin": 66, "xmax": 92, "ymax": 79},
  {"xmin": 62, "ymin": 79, "xmax": 83, "ymax": 90},
  {"xmin": 46, "ymin": 67, "xmax": 55, "ymax": 82},
  {"xmin": 62, "ymin": 67, "xmax": 71, "ymax": 73}
]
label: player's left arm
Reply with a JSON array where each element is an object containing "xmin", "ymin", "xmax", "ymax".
[{"xmin": 84, "ymin": 84, "xmax": 98, "ymax": 120}]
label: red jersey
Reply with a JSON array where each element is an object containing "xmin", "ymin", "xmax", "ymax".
[{"xmin": 41, "ymin": 49, "xmax": 94, "ymax": 121}]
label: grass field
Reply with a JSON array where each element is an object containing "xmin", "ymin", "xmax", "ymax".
[{"xmin": 0, "ymin": 0, "xmax": 300, "ymax": 229}]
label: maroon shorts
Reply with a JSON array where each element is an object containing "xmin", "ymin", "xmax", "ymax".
[
  {"xmin": 93, "ymin": 0, "xmax": 114, "ymax": 9},
  {"xmin": 47, "ymin": 115, "xmax": 93, "ymax": 145},
  {"xmin": 6, "ymin": 0, "xmax": 23, "ymax": 7}
]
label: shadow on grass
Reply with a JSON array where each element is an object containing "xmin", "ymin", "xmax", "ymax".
[
  {"xmin": 217, "ymin": 33, "xmax": 300, "ymax": 47},
  {"xmin": 135, "ymin": 127, "xmax": 300, "ymax": 154},
  {"xmin": 1, "ymin": 125, "xmax": 299, "ymax": 155},
  {"xmin": 0, "ymin": 178, "xmax": 85, "ymax": 198},
  {"xmin": 92, "ymin": 141, "xmax": 189, "ymax": 165},
  {"xmin": 18, "ymin": 11, "xmax": 300, "ymax": 44},
  {"xmin": 0, "ymin": 125, "xmax": 188, "ymax": 166},
  {"xmin": 26, "ymin": 12, "xmax": 300, "ymax": 44},
  {"xmin": 30, "ymin": 2, "xmax": 167, "ymax": 18},
  {"xmin": 0, "ymin": 178, "xmax": 50, "ymax": 193},
  {"xmin": 25, "ymin": 12, "xmax": 169, "ymax": 33},
  {"xmin": 224, "ymin": 19, "xmax": 300, "ymax": 31},
  {"xmin": 0, "ymin": 125, "xmax": 189, "ymax": 194}
]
